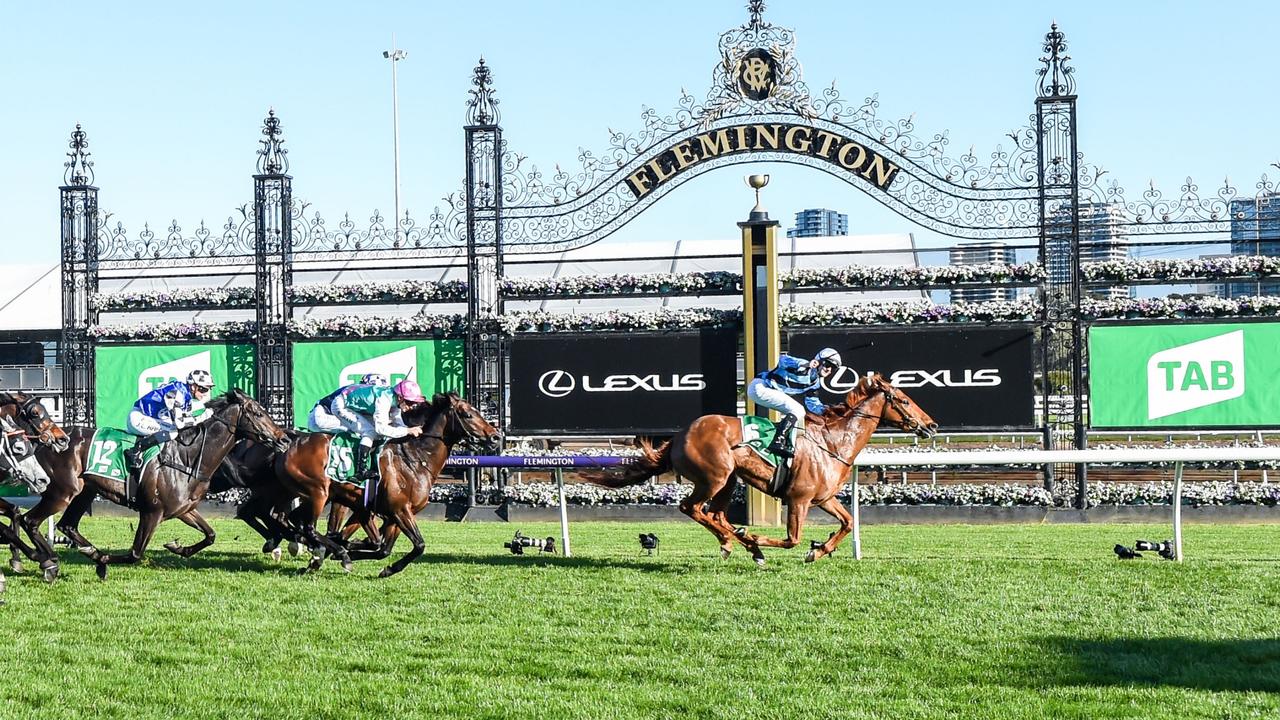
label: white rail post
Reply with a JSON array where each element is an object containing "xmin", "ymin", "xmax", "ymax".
[
  {"xmin": 1172, "ymin": 461, "xmax": 1184, "ymax": 562},
  {"xmin": 47, "ymin": 517, "xmax": 55, "ymax": 544},
  {"xmin": 555, "ymin": 468, "xmax": 571, "ymax": 558},
  {"xmin": 850, "ymin": 466, "xmax": 862, "ymax": 560}
]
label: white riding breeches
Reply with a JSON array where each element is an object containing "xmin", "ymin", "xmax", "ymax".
[
  {"xmin": 311, "ymin": 402, "xmax": 376, "ymax": 447},
  {"xmin": 746, "ymin": 379, "xmax": 807, "ymax": 426},
  {"xmin": 126, "ymin": 410, "xmax": 176, "ymax": 437}
]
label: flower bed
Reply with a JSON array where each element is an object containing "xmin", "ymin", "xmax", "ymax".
[
  {"xmin": 91, "ymin": 287, "xmax": 256, "ymax": 311},
  {"xmin": 289, "ymin": 280, "xmax": 467, "ymax": 305},
  {"xmin": 501, "ymin": 272, "xmax": 738, "ymax": 298},
  {"xmin": 415, "ymin": 479, "xmax": 1280, "ymax": 509},
  {"xmin": 289, "ymin": 314, "xmax": 468, "ymax": 338},
  {"xmin": 783, "ymin": 262, "xmax": 1045, "ymax": 289},
  {"xmin": 1082, "ymin": 256, "xmax": 1280, "ymax": 283},
  {"xmin": 88, "ymin": 320, "xmax": 256, "ymax": 341},
  {"xmin": 783, "ymin": 299, "xmax": 1039, "ymax": 325},
  {"xmin": 1082, "ymin": 295, "xmax": 1280, "ymax": 320}
]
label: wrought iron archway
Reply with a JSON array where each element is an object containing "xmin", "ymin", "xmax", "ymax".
[{"xmin": 58, "ymin": 1, "xmax": 1278, "ymax": 507}]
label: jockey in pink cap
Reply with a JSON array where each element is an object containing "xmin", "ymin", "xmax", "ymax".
[{"xmin": 328, "ymin": 378, "xmax": 426, "ymax": 484}]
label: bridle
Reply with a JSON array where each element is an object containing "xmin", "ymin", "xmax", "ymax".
[
  {"xmin": 0, "ymin": 394, "xmax": 65, "ymax": 451},
  {"xmin": 799, "ymin": 383, "xmax": 925, "ymax": 466}
]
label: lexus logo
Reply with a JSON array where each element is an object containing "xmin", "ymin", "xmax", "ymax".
[
  {"xmin": 538, "ymin": 370, "xmax": 576, "ymax": 398},
  {"xmin": 822, "ymin": 366, "xmax": 1002, "ymax": 393},
  {"xmin": 537, "ymin": 370, "xmax": 707, "ymax": 397}
]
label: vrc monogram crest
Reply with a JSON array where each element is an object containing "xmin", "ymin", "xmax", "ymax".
[{"xmin": 736, "ymin": 48, "xmax": 777, "ymax": 101}]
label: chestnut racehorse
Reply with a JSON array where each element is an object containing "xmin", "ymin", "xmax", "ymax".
[
  {"xmin": 273, "ymin": 392, "xmax": 499, "ymax": 577},
  {"xmin": 584, "ymin": 373, "xmax": 937, "ymax": 565}
]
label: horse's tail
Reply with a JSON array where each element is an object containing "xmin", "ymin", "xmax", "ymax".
[{"xmin": 581, "ymin": 437, "xmax": 671, "ymax": 488}]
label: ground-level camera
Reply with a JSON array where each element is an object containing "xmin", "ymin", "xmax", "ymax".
[{"xmin": 503, "ymin": 530, "xmax": 556, "ymax": 555}]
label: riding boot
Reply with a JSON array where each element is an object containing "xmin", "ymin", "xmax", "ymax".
[
  {"xmin": 766, "ymin": 415, "xmax": 797, "ymax": 458},
  {"xmin": 124, "ymin": 433, "xmax": 162, "ymax": 506}
]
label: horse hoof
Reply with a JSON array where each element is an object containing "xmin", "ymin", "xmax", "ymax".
[
  {"xmin": 720, "ymin": 548, "xmax": 731, "ymax": 560},
  {"xmin": 378, "ymin": 567, "xmax": 395, "ymax": 579},
  {"xmin": 734, "ymin": 526, "xmax": 748, "ymax": 539},
  {"xmin": 95, "ymin": 563, "xmax": 108, "ymax": 581},
  {"xmin": 287, "ymin": 541, "xmax": 301, "ymax": 557},
  {"xmin": 8, "ymin": 558, "xmax": 22, "ymax": 574},
  {"xmin": 42, "ymin": 565, "xmax": 59, "ymax": 583},
  {"xmin": 270, "ymin": 547, "xmax": 282, "ymax": 562},
  {"xmin": 77, "ymin": 545, "xmax": 97, "ymax": 559},
  {"xmin": 754, "ymin": 557, "xmax": 767, "ymax": 568},
  {"xmin": 164, "ymin": 541, "xmax": 181, "ymax": 554},
  {"xmin": 804, "ymin": 549, "xmax": 818, "ymax": 563}
]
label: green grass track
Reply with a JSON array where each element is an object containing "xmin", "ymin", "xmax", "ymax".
[{"xmin": 2, "ymin": 520, "xmax": 1278, "ymax": 719}]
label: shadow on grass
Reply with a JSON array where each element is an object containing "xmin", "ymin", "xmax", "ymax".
[
  {"xmin": 36, "ymin": 544, "xmax": 680, "ymax": 577},
  {"xmin": 1031, "ymin": 636, "xmax": 1280, "ymax": 693}
]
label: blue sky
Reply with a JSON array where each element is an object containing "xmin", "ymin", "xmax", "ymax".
[{"xmin": 2, "ymin": 1, "xmax": 1276, "ymax": 265}]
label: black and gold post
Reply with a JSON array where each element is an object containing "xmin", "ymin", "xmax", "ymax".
[{"xmin": 740, "ymin": 174, "xmax": 783, "ymax": 527}]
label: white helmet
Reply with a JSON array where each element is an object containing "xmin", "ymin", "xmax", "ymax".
[
  {"xmin": 186, "ymin": 369, "xmax": 215, "ymax": 389},
  {"xmin": 815, "ymin": 348, "xmax": 842, "ymax": 369},
  {"xmin": 359, "ymin": 372, "xmax": 390, "ymax": 387}
]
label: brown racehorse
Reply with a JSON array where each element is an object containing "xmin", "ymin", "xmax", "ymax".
[
  {"xmin": 584, "ymin": 373, "xmax": 937, "ymax": 565},
  {"xmin": 31, "ymin": 389, "xmax": 289, "ymax": 579},
  {"xmin": 0, "ymin": 392, "xmax": 71, "ymax": 582},
  {"xmin": 273, "ymin": 392, "xmax": 499, "ymax": 577}
]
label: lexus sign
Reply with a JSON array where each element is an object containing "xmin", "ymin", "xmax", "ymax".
[
  {"xmin": 788, "ymin": 326, "xmax": 1035, "ymax": 429},
  {"xmin": 509, "ymin": 329, "xmax": 737, "ymax": 434}
]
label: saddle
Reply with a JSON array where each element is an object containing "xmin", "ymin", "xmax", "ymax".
[
  {"xmin": 734, "ymin": 415, "xmax": 794, "ymax": 496},
  {"xmin": 322, "ymin": 433, "xmax": 386, "ymax": 488}
]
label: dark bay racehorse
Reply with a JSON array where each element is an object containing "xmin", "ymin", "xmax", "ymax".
[
  {"xmin": 274, "ymin": 392, "xmax": 499, "ymax": 577},
  {"xmin": 27, "ymin": 389, "xmax": 288, "ymax": 579},
  {"xmin": 584, "ymin": 374, "xmax": 937, "ymax": 565},
  {"xmin": 0, "ymin": 392, "xmax": 70, "ymax": 582}
]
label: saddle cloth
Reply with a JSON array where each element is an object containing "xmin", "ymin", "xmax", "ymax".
[
  {"xmin": 84, "ymin": 428, "xmax": 162, "ymax": 482},
  {"xmin": 737, "ymin": 415, "xmax": 793, "ymax": 496},
  {"xmin": 323, "ymin": 433, "xmax": 386, "ymax": 487}
]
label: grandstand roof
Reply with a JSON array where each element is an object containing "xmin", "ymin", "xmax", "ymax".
[{"xmin": 0, "ymin": 233, "xmax": 925, "ymax": 332}]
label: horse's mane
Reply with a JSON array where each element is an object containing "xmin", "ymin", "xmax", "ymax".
[
  {"xmin": 811, "ymin": 375, "xmax": 878, "ymax": 424},
  {"xmin": 401, "ymin": 392, "xmax": 456, "ymax": 429},
  {"xmin": 202, "ymin": 388, "xmax": 251, "ymax": 414}
]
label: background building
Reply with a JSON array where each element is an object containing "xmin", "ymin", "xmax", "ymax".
[
  {"xmin": 1227, "ymin": 193, "xmax": 1280, "ymax": 298},
  {"xmin": 950, "ymin": 242, "xmax": 1017, "ymax": 303},
  {"xmin": 1048, "ymin": 201, "xmax": 1130, "ymax": 299},
  {"xmin": 786, "ymin": 208, "xmax": 848, "ymax": 239}
]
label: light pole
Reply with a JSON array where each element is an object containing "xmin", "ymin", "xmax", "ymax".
[{"xmin": 383, "ymin": 38, "xmax": 407, "ymax": 244}]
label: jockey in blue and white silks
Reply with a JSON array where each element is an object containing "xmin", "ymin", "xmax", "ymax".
[
  {"xmin": 124, "ymin": 369, "xmax": 215, "ymax": 472},
  {"xmin": 746, "ymin": 348, "xmax": 842, "ymax": 457}
]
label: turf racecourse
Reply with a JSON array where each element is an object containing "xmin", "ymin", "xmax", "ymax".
[{"xmin": 2, "ymin": 521, "xmax": 1278, "ymax": 720}]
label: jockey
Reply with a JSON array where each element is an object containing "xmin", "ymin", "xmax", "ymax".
[
  {"xmin": 745, "ymin": 347, "xmax": 842, "ymax": 457},
  {"xmin": 309, "ymin": 377, "xmax": 425, "ymax": 482},
  {"xmin": 124, "ymin": 369, "xmax": 215, "ymax": 473}
]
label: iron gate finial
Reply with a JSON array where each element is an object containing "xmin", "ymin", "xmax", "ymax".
[
  {"xmin": 257, "ymin": 109, "xmax": 289, "ymax": 175},
  {"xmin": 1037, "ymin": 22, "xmax": 1076, "ymax": 98},
  {"xmin": 467, "ymin": 57, "xmax": 500, "ymax": 126},
  {"xmin": 64, "ymin": 124, "xmax": 94, "ymax": 186}
]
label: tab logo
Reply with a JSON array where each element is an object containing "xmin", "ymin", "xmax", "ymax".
[
  {"xmin": 339, "ymin": 347, "xmax": 417, "ymax": 388},
  {"xmin": 1146, "ymin": 330, "xmax": 1244, "ymax": 420},
  {"xmin": 139, "ymin": 351, "xmax": 211, "ymax": 398}
]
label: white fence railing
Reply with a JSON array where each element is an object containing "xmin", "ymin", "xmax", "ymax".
[{"xmin": 846, "ymin": 447, "xmax": 1280, "ymax": 561}]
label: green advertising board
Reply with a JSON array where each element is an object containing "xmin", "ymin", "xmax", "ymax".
[
  {"xmin": 290, "ymin": 339, "xmax": 465, "ymax": 427},
  {"xmin": 1089, "ymin": 322, "xmax": 1280, "ymax": 428},
  {"xmin": 94, "ymin": 344, "xmax": 257, "ymax": 428}
]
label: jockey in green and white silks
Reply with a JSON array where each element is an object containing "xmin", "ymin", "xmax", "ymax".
[
  {"xmin": 308, "ymin": 376, "xmax": 425, "ymax": 483},
  {"xmin": 745, "ymin": 348, "xmax": 842, "ymax": 457},
  {"xmin": 124, "ymin": 369, "xmax": 215, "ymax": 473}
]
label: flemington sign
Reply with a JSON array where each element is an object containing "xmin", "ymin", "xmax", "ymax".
[
  {"xmin": 1089, "ymin": 322, "xmax": 1280, "ymax": 428},
  {"xmin": 623, "ymin": 123, "xmax": 901, "ymax": 199}
]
